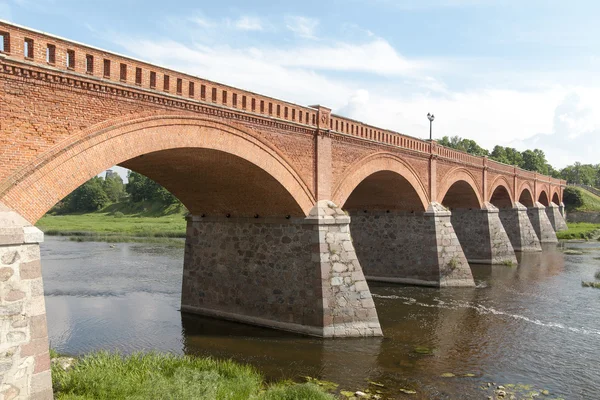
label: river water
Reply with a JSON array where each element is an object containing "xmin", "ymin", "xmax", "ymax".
[{"xmin": 41, "ymin": 237, "xmax": 600, "ymax": 399}]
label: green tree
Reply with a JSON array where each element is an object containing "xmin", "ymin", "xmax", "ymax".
[
  {"xmin": 126, "ymin": 171, "xmax": 178, "ymax": 205},
  {"xmin": 102, "ymin": 174, "xmax": 125, "ymax": 202},
  {"xmin": 68, "ymin": 177, "xmax": 110, "ymax": 212},
  {"xmin": 437, "ymin": 136, "xmax": 489, "ymax": 156},
  {"xmin": 521, "ymin": 149, "xmax": 548, "ymax": 174}
]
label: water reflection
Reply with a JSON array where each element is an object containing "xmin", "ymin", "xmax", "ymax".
[{"xmin": 41, "ymin": 237, "xmax": 600, "ymax": 399}]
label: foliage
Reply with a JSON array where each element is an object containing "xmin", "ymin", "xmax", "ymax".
[
  {"xmin": 437, "ymin": 136, "xmax": 489, "ymax": 156},
  {"xmin": 51, "ymin": 352, "xmax": 334, "ymax": 400},
  {"xmin": 560, "ymin": 162, "xmax": 600, "ymax": 186},
  {"xmin": 521, "ymin": 149, "xmax": 549, "ymax": 175},
  {"xmin": 102, "ymin": 174, "xmax": 126, "ymax": 203},
  {"xmin": 556, "ymin": 222, "xmax": 600, "ymax": 240},
  {"xmin": 66, "ymin": 177, "xmax": 110, "ymax": 213},
  {"xmin": 490, "ymin": 145, "xmax": 523, "ymax": 166},
  {"xmin": 126, "ymin": 171, "xmax": 178, "ymax": 204},
  {"xmin": 563, "ymin": 187, "xmax": 584, "ymax": 211}
]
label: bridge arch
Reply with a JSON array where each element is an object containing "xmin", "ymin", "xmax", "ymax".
[
  {"xmin": 552, "ymin": 191, "xmax": 561, "ymax": 205},
  {"xmin": 332, "ymin": 153, "xmax": 429, "ymax": 211},
  {"xmin": 438, "ymin": 168, "xmax": 482, "ymax": 210},
  {"xmin": 517, "ymin": 181, "xmax": 535, "ymax": 207},
  {"xmin": 0, "ymin": 113, "xmax": 315, "ymax": 223},
  {"xmin": 538, "ymin": 190, "xmax": 550, "ymax": 207},
  {"xmin": 488, "ymin": 176, "xmax": 514, "ymax": 209}
]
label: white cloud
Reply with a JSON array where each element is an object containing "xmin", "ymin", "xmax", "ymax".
[
  {"xmin": 233, "ymin": 16, "xmax": 263, "ymax": 31},
  {"xmin": 108, "ymin": 14, "xmax": 600, "ymax": 170},
  {"xmin": 285, "ymin": 16, "xmax": 319, "ymax": 39}
]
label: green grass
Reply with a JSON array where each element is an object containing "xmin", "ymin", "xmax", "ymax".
[
  {"xmin": 569, "ymin": 187, "xmax": 600, "ymax": 212},
  {"xmin": 37, "ymin": 213, "xmax": 186, "ymax": 238},
  {"xmin": 52, "ymin": 352, "xmax": 334, "ymax": 400},
  {"xmin": 556, "ymin": 222, "xmax": 600, "ymax": 240}
]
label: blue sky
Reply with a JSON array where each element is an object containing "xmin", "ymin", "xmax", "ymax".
[{"xmin": 2, "ymin": 0, "xmax": 600, "ymax": 171}]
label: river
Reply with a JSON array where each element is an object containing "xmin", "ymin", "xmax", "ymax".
[{"xmin": 41, "ymin": 237, "xmax": 600, "ymax": 399}]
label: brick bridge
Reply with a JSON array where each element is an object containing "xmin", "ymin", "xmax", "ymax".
[{"xmin": 0, "ymin": 22, "xmax": 567, "ymax": 399}]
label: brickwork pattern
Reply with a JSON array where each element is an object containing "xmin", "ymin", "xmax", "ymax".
[
  {"xmin": 451, "ymin": 203, "xmax": 517, "ymax": 265},
  {"xmin": 499, "ymin": 203, "xmax": 542, "ymax": 252}
]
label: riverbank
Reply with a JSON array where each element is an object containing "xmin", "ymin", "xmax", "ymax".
[
  {"xmin": 51, "ymin": 351, "xmax": 334, "ymax": 400},
  {"xmin": 556, "ymin": 222, "xmax": 600, "ymax": 240},
  {"xmin": 36, "ymin": 212, "xmax": 186, "ymax": 243}
]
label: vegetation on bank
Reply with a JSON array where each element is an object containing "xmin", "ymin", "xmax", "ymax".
[
  {"xmin": 563, "ymin": 186, "xmax": 600, "ymax": 212},
  {"xmin": 556, "ymin": 222, "xmax": 600, "ymax": 240},
  {"xmin": 51, "ymin": 352, "xmax": 334, "ymax": 400}
]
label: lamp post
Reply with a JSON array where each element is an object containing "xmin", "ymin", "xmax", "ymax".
[{"xmin": 427, "ymin": 113, "xmax": 435, "ymax": 141}]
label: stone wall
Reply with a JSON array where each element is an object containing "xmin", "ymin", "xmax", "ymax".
[
  {"xmin": 567, "ymin": 212, "xmax": 600, "ymax": 224},
  {"xmin": 527, "ymin": 203, "xmax": 558, "ymax": 244},
  {"xmin": 181, "ymin": 201, "xmax": 382, "ymax": 338},
  {"xmin": 499, "ymin": 202, "xmax": 542, "ymax": 252},
  {"xmin": 349, "ymin": 203, "xmax": 474, "ymax": 287},
  {"xmin": 545, "ymin": 203, "xmax": 568, "ymax": 232},
  {"xmin": 450, "ymin": 203, "xmax": 517, "ymax": 265},
  {"xmin": 0, "ymin": 203, "xmax": 52, "ymax": 400}
]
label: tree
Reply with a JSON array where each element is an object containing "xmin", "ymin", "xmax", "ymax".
[
  {"xmin": 437, "ymin": 136, "xmax": 489, "ymax": 156},
  {"xmin": 126, "ymin": 171, "xmax": 178, "ymax": 205},
  {"xmin": 102, "ymin": 174, "xmax": 125, "ymax": 202},
  {"xmin": 68, "ymin": 177, "xmax": 110, "ymax": 212},
  {"xmin": 521, "ymin": 149, "xmax": 548, "ymax": 174}
]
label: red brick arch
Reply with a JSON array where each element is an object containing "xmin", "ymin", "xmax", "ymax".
[
  {"xmin": 437, "ymin": 167, "xmax": 483, "ymax": 209},
  {"xmin": 517, "ymin": 181, "xmax": 535, "ymax": 207},
  {"xmin": 332, "ymin": 152, "xmax": 429, "ymax": 211},
  {"xmin": 538, "ymin": 189, "xmax": 550, "ymax": 207},
  {"xmin": 551, "ymin": 190, "xmax": 561, "ymax": 205},
  {"xmin": 488, "ymin": 176, "xmax": 514, "ymax": 208},
  {"xmin": 0, "ymin": 113, "xmax": 316, "ymax": 223}
]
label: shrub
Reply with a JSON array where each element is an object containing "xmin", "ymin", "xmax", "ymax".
[
  {"xmin": 563, "ymin": 187, "xmax": 584, "ymax": 211},
  {"xmin": 113, "ymin": 212, "xmax": 124, "ymax": 219}
]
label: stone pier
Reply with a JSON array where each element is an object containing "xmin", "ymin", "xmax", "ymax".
[
  {"xmin": 546, "ymin": 203, "xmax": 568, "ymax": 232},
  {"xmin": 559, "ymin": 202, "xmax": 566, "ymax": 218},
  {"xmin": 181, "ymin": 201, "xmax": 382, "ymax": 338},
  {"xmin": 0, "ymin": 204, "xmax": 52, "ymax": 400},
  {"xmin": 450, "ymin": 203, "xmax": 517, "ymax": 265},
  {"xmin": 499, "ymin": 202, "xmax": 542, "ymax": 252},
  {"xmin": 527, "ymin": 202, "xmax": 559, "ymax": 244},
  {"xmin": 349, "ymin": 203, "xmax": 474, "ymax": 288}
]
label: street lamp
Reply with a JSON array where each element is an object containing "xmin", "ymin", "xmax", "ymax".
[{"xmin": 427, "ymin": 113, "xmax": 435, "ymax": 141}]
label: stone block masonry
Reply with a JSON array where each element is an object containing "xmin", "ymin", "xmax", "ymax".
[
  {"xmin": 499, "ymin": 202, "xmax": 542, "ymax": 252},
  {"xmin": 0, "ymin": 203, "xmax": 52, "ymax": 400},
  {"xmin": 450, "ymin": 203, "xmax": 517, "ymax": 265},
  {"xmin": 349, "ymin": 203, "xmax": 474, "ymax": 288},
  {"xmin": 545, "ymin": 203, "xmax": 568, "ymax": 232},
  {"xmin": 527, "ymin": 202, "xmax": 559, "ymax": 244},
  {"xmin": 181, "ymin": 201, "xmax": 382, "ymax": 338}
]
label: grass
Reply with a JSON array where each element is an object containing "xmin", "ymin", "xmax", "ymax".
[
  {"xmin": 568, "ymin": 187, "xmax": 600, "ymax": 212},
  {"xmin": 37, "ymin": 213, "xmax": 186, "ymax": 239},
  {"xmin": 52, "ymin": 352, "xmax": 334, "ymax": 400},
  {"xmin": 556, "ymin": 222, "xmax": 600, "ymax": 240}
]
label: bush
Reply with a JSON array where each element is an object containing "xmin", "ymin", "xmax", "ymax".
[
  {"xmin": 563, "ymin": 187, "xmax": 584, "ymax": 211},
  {"xmin": 113, "ymin": 212, "xmax": 124, "ymax": 219}
]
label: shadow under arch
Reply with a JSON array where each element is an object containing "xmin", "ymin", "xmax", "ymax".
[
  {"xmin": 438, "ymin": 168, "xmax": 482, "ymax": 210},
  {"xmin": 518, "ymin": 184, "xmax": 535, "ymax": 207},
  {"xmin": 552, "ymin": 192, "xmax": 561, "ymax": 206},
  {"xmin": 488, "ymin": 176, "xmax": 514, "ymax": 209},
  {"xmin": 538, "ymin": 190, "xmax": 550, "ymax": 207},
  {"xmin": 332, "ymin": 152, "xmax": 429, "ymax": 212},
  {"xmin": 0, "ymin": 114, "xmax": 315, "ymax": 222}
]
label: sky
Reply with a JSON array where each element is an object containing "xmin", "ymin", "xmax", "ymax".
[{"xmin": 2, "ymin": 0, "xmax": 600, "ymax": 174}]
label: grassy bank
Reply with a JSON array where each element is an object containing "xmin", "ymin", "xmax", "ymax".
[
  {"xmin": 36, "ymin": 201, "xmax": 187, "ymax": 242},
  {"xmin": 52, "ymin": 352, "xmax": 334, "ymax": 400},
  {"xmin": 565, "ymin": 186, "xmax": 600, "ymax": 212},
  {"xmin": 556, "ymin": 222, "xmax": 600, "ymax": 240}
]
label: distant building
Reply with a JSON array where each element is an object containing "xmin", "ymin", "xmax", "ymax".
[{"xmin": 105, "ymin": 169, "xmax": 120, "ymax": 180}]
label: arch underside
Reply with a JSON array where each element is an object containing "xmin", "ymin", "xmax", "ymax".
[
  {"xmin": 0, "ymin": 115, "xmax": 315, "ymax": 222},
  {"xmin": 490, "ymin": 185, "xmax": 513, "ymax": 209},
  {"xmin": 552, "ymin": 192, "xmax": 560, "ymax": 205},
  {"xmin": 333, "ymin": 153, "xmax": 429, "ymax": 212},
  {"xmin": 442, "ymin": 180, "xmax": 481, "ymax": 210},
  {"xmin": 519, "ymin": 188, "xmax": 535, "ymax": 207},
  {"xmin": 538, "ymin": 191, "xmax": 549, "ymax": 207}
]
